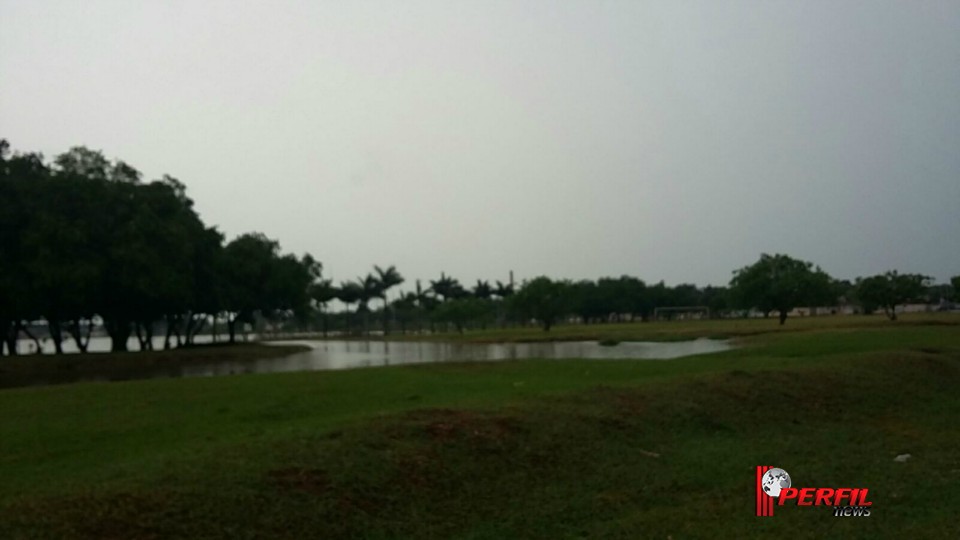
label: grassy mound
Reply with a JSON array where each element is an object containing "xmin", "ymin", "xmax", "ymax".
[{"xmin": 1, "ymin": 319, "xmax": 958, "ymax": 538}]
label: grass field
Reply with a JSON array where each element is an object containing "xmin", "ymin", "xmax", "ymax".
[
  {"xmin": 1, "ymin": 314, "xmax": 958, "ymax": 538},
  {"xmin": 280, "ymin": 312, "xmax": 956, "ymax": 343}
]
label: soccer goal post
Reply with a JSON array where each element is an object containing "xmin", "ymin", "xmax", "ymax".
[{"xmin": 652, "ymin": 306, "xmax": 711, "ymax": 321}]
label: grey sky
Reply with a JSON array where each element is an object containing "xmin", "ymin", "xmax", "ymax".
[{"xmin": 2, "ymin": 0, "xmax": 958, "ymax": 289}]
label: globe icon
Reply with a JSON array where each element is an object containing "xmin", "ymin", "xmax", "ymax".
[{"xmin": 761, "ymin": 468, "xmax": 791, "ymax": 497}]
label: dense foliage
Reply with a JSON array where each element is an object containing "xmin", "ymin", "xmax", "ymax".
[
  {"xmin": 729, "ymin": 253, "xmax": 833, "ymax": 325},
  {"xmin": 854, "ymin": 271, "xmax": 931, "ymax": 320},
  {"xmin": 0, "ymin": 141, "xmax": 321, "ymax": 354}
]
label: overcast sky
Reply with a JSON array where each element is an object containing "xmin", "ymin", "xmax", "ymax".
[{"xmin": 2, "ymin": 0, "xmax": 958, "ymax": 288}]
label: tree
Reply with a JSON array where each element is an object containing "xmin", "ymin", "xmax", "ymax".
[
  {"xmin": 855, "ymin": 271, "xmax": 930, "ymax": 321},
  {"xmin": 829, "ymin": 279, "xmax": 856, "ymax": 314},
  {"xmin": 390, "ymin": 292, "xmax": 420, "ymax": 334},
  {"xmin": 23, "ymin": 167, "xmax": 102, "ymax": 353},
  {"xmin": 355, "ymin": 274, "xmax": 381, "ymax": 335},
  {"xmin": 729, "ymin": 254, "xmax": 832, "ymax": 325},
  {"xmin": 173, "ymin": 225, "xmax": 224, "ymax": 348},
  {"xmin": 511, "ymin": 277, "xmax": 570, "ymax": 331},
  {"xmin": 430, "ymin": 273, "xmax": 467, "ymax": 302},
  {"xmin": 491, "ymin": 280, "xmax": 515, "ymax": 328},
  {"xmin": 53, "ymin": 146, "xmax": 110, "ymax": 182},
  {"xmin": 472, "ymin": 280, "xmax": 493, "ymax": 300},
  {"xmin": 595, "ymin": 276, "xmax": 646, "ymax": 321},
  {"xmin": 0, "ymin": 141, "xmax": 31, "ymax": 355},
  {"xmin": 925, "ymin": 282, "xmax": 954, "ymax": 307},
  {"xmin": 310, "ymin": 279, "xmax": 336, "ymax": 337},
  {"xmin": 412, "ymin": 279, "xmax": 439, "ymax": 333},
  {"xmin": 0, "ymin": 140, "xmax": 323, "ymax": 355},
  {"xmin": 262, "ymin": 253, "xmax": 316, "ymax": 332},
  {"xmin": 493, "ymin": 281, "xmax": 514, "ymax": 299},
  {"xmin": 373, "ymin": 265, "xmax": 404, "ymax": 335},
  {"xmin": 336, "ymin": 281, "xmax": 363, "ymax": 334},
  {"xmin": 569, "ymin": 280, "xmax": 603, "ymax": 324},
  {"xmin": 701, "ymin": 286, "xmax": 729, "ymax": 318},
  {"xmin": 221, "ymin": 233, "xmax": 281, "ymax": 343},
  {"xmin": 432, "ymin": 297, "xmax": 492, "ymax": 333}
]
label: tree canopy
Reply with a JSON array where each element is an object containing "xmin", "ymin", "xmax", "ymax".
[
  {"xmin": 1, "ymin": 140, "xmax": 320, "ymax": 354},
  {"xmin": 855, "ymin": 271, "xmax": 930, "ymax": 320},
  {"xmin": 729, "ymin": 253, "xmax": 833, "ymax": 325}
]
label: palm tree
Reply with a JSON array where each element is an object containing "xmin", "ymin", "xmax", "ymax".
[
  {"xmin": 413, "ymin": 279, "xmax": 438, "ymax": 333},
  {"xmin": 310, "ymin": 279, "xmax": 336, "ymax": 337},
  {"xmin": 494, "ymin": 280, "xmax": 515, "ymax": 328},
  {"xmin": 430, "ymin": 272, "xmax": 466, "ymax": 302},
  {"xmin": 373, "ymin": 265, "xmax": 404, "ymax": 335},
  {"xmin": 390, "ymin": 291, "xmax": 418, "ymax": 335},
  {"xmin": 473, "ymin": 280, "xmax": 493, "ymax": 299},
  {"xmin": 356, "ymin": 273, "xmax": 380, "ymax": 335},
  {"xmin": 336, "ymin": 281, "xmax": 362, "ymax": 334}
]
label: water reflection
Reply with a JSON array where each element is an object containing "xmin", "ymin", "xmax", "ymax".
[
  {"xmin": 4, "ymin": 339, "xmax": 731, "ymax": 389},
  {"xmin": 184, "ymin": 339, "xmax": 732, "ymax": 375}
]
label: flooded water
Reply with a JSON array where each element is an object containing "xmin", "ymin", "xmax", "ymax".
[
  {"xmin": 2, "ymin": 339, "xmax": 731, "ymax": 389},
  {"xmin": 255, "ymin": 339, "xmax": 733, "ymax": 371}
]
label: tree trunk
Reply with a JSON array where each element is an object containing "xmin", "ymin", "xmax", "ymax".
[
  {"xmin": 143, "ymin": 323, "xmax": 155, "ymax": 350},
  {"xmin": 67, "ymin": 319, "xmax": 91, "ymax": 353},
  {"xmin": 18, "ymin": 322, "xmax": 43, "ymax": 353},
  {"xmin": 134, "ymin": 323, "xmax": 148, "ymax": 351},
  {"xmin": 164, "ymin": 315, "xmax": 176, "ymax": 350},
  {"xmin": 188, "ymin": 316, "xmax": 207, "ymax": 345},
  {"xmin": 227, "ymin": 317, "xmax": 237, "ymax": 344},
  {"xmin": 0, "ymin": 319, "xmax": 14, "ymax": 356},
  {"xmin": 49, "ymin": 320, "xmax": 64, "ymax": 355},
  {"xmin": 81, "ymin": 320, "xmax": 92, "ymax": 353},
  {"xmin": 778, "ymin": 310, "xmax": 788, "ymax": 325},
  {"xmin": 183, "ymin": 313, "xmax": 197, "ymax": 345},
  {"xmin": 382, "ymin": 299, "xmax": 390, "ymax": 336},
  {"xmin": 105, "ymin": 319, "xmax": 131, "ymax": 352}
]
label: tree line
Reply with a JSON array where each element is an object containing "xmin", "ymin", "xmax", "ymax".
[
  {"xmin": 2, "ymin": 140, "xmax": 957, "ymax": 355},
  {"xmin": 0, "ymin": 141, "xmax": 320, "ymax": 354}
]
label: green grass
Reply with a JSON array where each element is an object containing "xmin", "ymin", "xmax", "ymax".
[
  {"xmin": 366, "ymin": 312, "xmax": 958, "ymax": 343},
  {"xmin": 1, "ymin": 315, "xmax": 959, "ymax": 538}
]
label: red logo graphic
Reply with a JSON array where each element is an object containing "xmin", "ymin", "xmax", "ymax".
[
  {"xmin": 755, "ymin": 465, "xmax": 777, "ymax": 516},
  {"xmin": 755, "ymin": 465, "xmax": 873, "ymax": 518}
]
